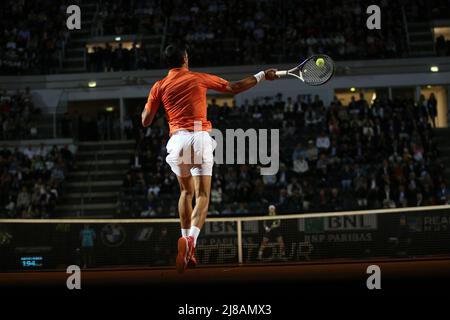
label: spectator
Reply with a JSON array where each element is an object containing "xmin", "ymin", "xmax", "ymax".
[
  {"xmin": 293, "ymin": 155, "xmax": 309, "ymax": 175},
  {"xmin": 427, "ymin": 93, "xmax": 438, "ymax": 128},
  {"xmin": 437, "ymin": 182, "xmax": 449, "ymax": 205},
  {"xmin": 316, "ymin": 132, "xmax": 331, "ymax": 150},
  {"xmin": 0, "ymin": 143, "xmax": 74, "ymax": 218},
  {"xmin": 16, "ymin": 186, "xmax": 31, "ymax": 212},
  {"xmin": 79, "ymin": 224, "xmax": 96, "ymax": 269}
]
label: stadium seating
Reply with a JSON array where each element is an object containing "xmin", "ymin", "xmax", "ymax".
[
  {"xmin": 0, "ymin": 88, "xmax": 41, "ymax": 140},
  {"xmin": 1, "ymin": 1, "xmax": 449, "ymax": 218},
  {"xmin": 0, "ymin": 143, "xmax": 76, "ymax": 218},
  {"xmin": 1, "ymin": 0, "xmax": 450, "ymax": 75},
  {"xmin": 117, "ymin": 93, "xmax": 449, "ymax": 217},
  {"xmin": 0, "ymin": 0, "xmax": 68, "ymax": 75}
]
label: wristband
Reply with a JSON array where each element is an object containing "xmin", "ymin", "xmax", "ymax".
[{"xmin": 253, "ymin": 71, "xmax": 265, "ymax": 83}]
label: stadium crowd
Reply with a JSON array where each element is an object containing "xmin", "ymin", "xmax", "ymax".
[
  {"xmin": 2, "ymin": 0, "xmax": 449, "ymax": 75},
  {"xmin": 97, "ymin": 0, "xmax": 450, "ymax": 66},
  {"xmin": 120, "ymin": 92, "xmax": 448, "ymax": 217},
  {"xmin": 0, "ymin": 88, "xmax": 41, "ymax": 140},
  {"xmin": 166, "ymin": 0, "xmax": 408, "ymax": 66},
  {"xmin": 87, "ymin": 43, "xmax": 155, "ymax": 72},
  {"xmin": 0, "ymin": 143, "xmax": 76, "ymax": 218},
  {"xmin": 0, "ymin": 0, "xmax": 68, "ymax": 75}
]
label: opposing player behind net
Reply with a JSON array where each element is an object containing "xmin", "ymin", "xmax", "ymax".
[
  {"xmin": 141, "ymin": 42, "xmax": 279, "ymax": 273},
  {"xmin": 257, "ymin": 205, "xmax": 286, "ymax": 261}
]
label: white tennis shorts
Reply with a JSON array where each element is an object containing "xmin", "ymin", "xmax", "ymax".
[{"xmin": 165, "ymin": 130, "xmax": 216, "ymax": 177}]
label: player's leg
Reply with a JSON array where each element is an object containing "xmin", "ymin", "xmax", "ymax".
[
  {"xmin": 176, "ymin": 175, "xmax": 194, "ymax": 236},
  {"xmin": 177, "ymin": 174, "xmax": 211, "ymax": 273},
  {"xmin": 165, "ymin": 132, "xmax": 193, "ymax": 238},
  {"xmin": 190, "ymin": 175, "xmax": 212, "ymax": 246},
  {"xmin": 81, "ymin": 248, "xmax": 87, "ymax": 268},
  {"xmin": 86, "ymin": 248, "xmax": 91, "ymax": 267},
  {"xmin": 277, "ymin": 235, "xmax": 286, "ymax": 258},
  {"xmin": 175, "ymin": 130, "xmax": 216, "ymax": 270},
  {"xmin": 175, "ymin": 175, "xmax": 195, "ymax": 273},
  {"xmin": 88, "ymin": 247, "xmax": 95, "ymax": 267},
  {"xmin": 258, "ymin": 236, "xmax": 269, "ymax": 260},
  {"xmin": 91, "ymin": 247, "xmax": 96, "ymax": 266},
  {"xmin": 188, "ymin": 131, "xmax": 215, "ymax": 249},
  {"xmin": 166, "ymin": 132, "xmax": 197, "ymax": 273}
]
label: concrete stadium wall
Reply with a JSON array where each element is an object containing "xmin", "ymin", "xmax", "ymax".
[{"xmin": 28, "ymin": 71, "xmax": 450, "ymax": 114}]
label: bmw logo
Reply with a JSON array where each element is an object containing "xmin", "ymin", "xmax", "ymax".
[{"xmin": 101, "ymin": 224, "xmax": 126, "ymax": 247}]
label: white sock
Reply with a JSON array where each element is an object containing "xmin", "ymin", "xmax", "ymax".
[
  {"xmin": 188, "ymin": 226, "xmax": 201, "ymax": 247},
  {"xmin": 181, "ymin": 229, "xmax": 189, "ymax": 237}
]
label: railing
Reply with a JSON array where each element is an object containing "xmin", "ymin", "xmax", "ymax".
[
  {"xmin": 90, "ymin": 1, "xmax": 100, "ymax": 36},
  {"xmin": 79, "ymin": 152, "xmax": 95, "ymax": 217},
  {"xmin": 401, "ymin": 5, "xmax": 411, "ymax": 56},
  {"xmin": 78, "ymin": 143, "xmax": 105, "ymax": 216}
]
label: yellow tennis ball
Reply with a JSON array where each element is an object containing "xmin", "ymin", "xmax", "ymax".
[{"xmin": 316, "ymin": 58, "xmax": 325, "ymax": 67}]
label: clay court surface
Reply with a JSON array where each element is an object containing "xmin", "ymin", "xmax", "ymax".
[{"xmin": 1, "ymin": 257, "xmax": 450, "ymax": 294}]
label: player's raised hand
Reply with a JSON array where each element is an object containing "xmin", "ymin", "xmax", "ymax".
[{"xmin": 264, "ymin": 68, "xmax": 279, "ymax": 80}]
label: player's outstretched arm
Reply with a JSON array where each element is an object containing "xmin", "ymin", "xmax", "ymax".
[
  {"xmin": 142, "ymin": 107, "xmax": 156, "ymax": 127},
  {"xmin": 226, "ymin": 68, "xmax": 278, "ymax": 95}
]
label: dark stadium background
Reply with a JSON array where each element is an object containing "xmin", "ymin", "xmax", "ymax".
[{"xmin": 1, "ymin": 0, "xmax": 450, "ymax": 303}]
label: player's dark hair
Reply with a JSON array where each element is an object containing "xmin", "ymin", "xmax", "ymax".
[{"xmin": 163, "ymin": 43, "xmax": 188, "ymax": 69}]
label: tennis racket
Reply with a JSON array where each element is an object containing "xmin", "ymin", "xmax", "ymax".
[{"xmin": 276, "ymin": 54, "xmax": 335, "ymax": 86}]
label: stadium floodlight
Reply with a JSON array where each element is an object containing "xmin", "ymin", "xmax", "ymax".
[
  {"xmin": 88, "ymin": 81, "xmax": 97, "ymax": 88},
  {"xmin": 430, "ymin": 66, "xmax": 439, "ymax": 72}
]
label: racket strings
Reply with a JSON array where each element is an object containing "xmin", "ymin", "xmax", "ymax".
[{"xmin": 301, "ymin": 56, "xmax": 334, "ymax": 86}]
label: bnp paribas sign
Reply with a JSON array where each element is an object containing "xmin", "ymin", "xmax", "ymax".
[{"xmin": 298, "ymin": 214, "xmax": 378, "ymax": 233}]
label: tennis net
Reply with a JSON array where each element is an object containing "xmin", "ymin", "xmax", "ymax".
[{"xmin": 0, "ymin": 205, "xmax": 449, "ymax": 271}]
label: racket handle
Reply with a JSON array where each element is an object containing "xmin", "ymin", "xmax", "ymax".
[{"xmin": 275, "ymin": 70, "xmax": 288, "ymax": 77}]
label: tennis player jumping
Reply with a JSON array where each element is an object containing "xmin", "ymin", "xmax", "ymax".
[{"xmin": 142, "ymin": 43, "xmax": 278, "ymax": 273}]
